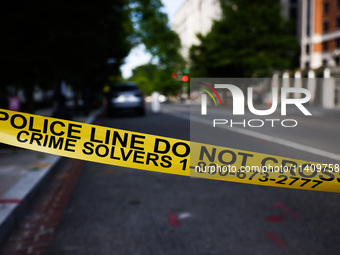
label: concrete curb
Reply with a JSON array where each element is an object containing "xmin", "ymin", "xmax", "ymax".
[{"xmin": 0, "ymin": 107, "xmax": 104, "ymax": 246}]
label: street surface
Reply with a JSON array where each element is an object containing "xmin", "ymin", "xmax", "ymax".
[{"xmin": 46, "ymin": 103, "xmax": 340, "ymax": 255}]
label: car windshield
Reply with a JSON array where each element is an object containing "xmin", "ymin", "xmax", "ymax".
[{"xmin": 112, "ymin": 84, "xmax": 138, "ymax": 92}]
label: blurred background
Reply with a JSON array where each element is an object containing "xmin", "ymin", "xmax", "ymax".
[
  {"xmin": 1, "ymin": 0, "xmax": 302, "ymax": 114},
  {"xmin": 2, "ymin": 0, "xmax": 340, "ymax": 112},
  {"xmin": 1, "ymin": 0, "xmax": 340, "ymax": 254}
]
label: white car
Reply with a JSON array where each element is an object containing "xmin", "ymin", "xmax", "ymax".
[{"xmin": 107, "ymin": 83, "xmax": 145, "ymax": 116}]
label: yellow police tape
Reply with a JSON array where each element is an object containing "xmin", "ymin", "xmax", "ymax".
[{"xmin": 0, "ymin": 109, "xmax": 339, "ymax": 193}]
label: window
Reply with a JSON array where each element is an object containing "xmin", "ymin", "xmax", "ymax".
[
  {"xmin": 306, "ymin": 44, "xmax": 310, "ymax": 54},
  {"xmin": 338, "ymin": 0, "xmax": 340, "ymax": 9},
  {"xmin": 323, "ymin": 21, "xmax": 329, "ymax": 33},
  {"xmin": 337, "ymin": 16, "xmax": 340, "ymax": 28},
  {"xmin": 336, "ymin": 38, "xmax": 340, "ymax": 48},
  {"xmin": 324, "ymin": 1, "xmax": 329, "ymax": 14},
  {"xmin": 323, "ymin": 41, "xmax": 329, "ymax": 51}
]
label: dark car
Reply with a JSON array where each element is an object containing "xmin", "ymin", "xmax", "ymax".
[{"xmin": 106, "ymin": 83, "xmax": 145, "ymax": 116}]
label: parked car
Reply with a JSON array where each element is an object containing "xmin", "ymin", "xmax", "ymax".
[{"xmin": 107, "ymin": 83, "xmax": 145, "ymax": 116}]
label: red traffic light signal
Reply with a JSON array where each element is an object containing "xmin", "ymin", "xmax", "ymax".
[
  {"xmin": 172, "ymin": 72, "xmax": 178, "ymax": 79},
  {"xmin": 182, "ymin": 75, "xmax": 189, "ymax": 82}
]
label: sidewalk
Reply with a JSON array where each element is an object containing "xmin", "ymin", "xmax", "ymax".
[{"xmin": 0, "ymin": 107, "xmax": 103, "ymax": 246}]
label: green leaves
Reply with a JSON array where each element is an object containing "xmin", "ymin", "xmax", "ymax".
[
  {"xmin": 130, "ymin": 64, "xmax": 181, "ymax": 95},
  {"xmin": 2, "ymin": 0, "xmax": 133, "ymax": 90},
  {"xmin": 1, "ymin": 0, "xmax": 185, "ymax": 98},
  {"xmin": 129, "ymin": 0, "xmax": 184, "ymax": 68},
  {"xmin": 189, "ymin": 0, "xmax": 299, "ymax": 78},
  {"xmin": 128, "ymin": 0, "xmax": 185, "ymax": 95}
]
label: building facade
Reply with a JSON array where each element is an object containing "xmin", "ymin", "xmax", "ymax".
[
  {"xmin": 171, "ymin": 0, "xmax": 221, "ymax": 60},
  {"xmin": 172, "ymin": 0, "xmax": 340, "ymax": 108},
  {"xmin": 172, "ymin": 0, "xmax": 300, "ymax": 61},
  {"xmin": 301, "ymin": 0, "xmax": 340, "ymax": 69}
]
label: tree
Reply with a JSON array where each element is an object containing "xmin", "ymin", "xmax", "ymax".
[
  {"xmin": 130, "ymin": 64, "xmax": 183, "ymax": 95},
  {"xmin": 128, "ymin": 0, "xmax": 185, "ymax": 95},
  {"xmin": 189, "ymin": 0, "xmax": 299, "ymax": 78},
  {"xmin": 129, "ymin": 0, "xmax": 185, "ymax": 68},
  {"xmin": 130, "ymin": 64, "xmax": 157, "ymax": 94},
  {"xmin": 1, "ymin": 0, "xmax": 185, "ymax": 111},
  {"xmin": 1, "ymin": 0, "xmax": 133, "ymax": 112}
]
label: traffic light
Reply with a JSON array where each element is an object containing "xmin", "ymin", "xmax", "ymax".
[
  {"xmin": 182, "ymin": 75, "xmax": 189, "ymax": 82},
  {"xmin": 171, "ymin": 70, "xmax": 189, "ymax": 82}
]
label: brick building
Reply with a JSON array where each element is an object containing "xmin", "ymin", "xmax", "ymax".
[{"xmin": 301, "ymin": 0, "xmax": 340, "ymax": 69}]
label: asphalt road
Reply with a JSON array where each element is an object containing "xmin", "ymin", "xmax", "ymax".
[{"xmin": 47, "ymin": 103, "xmax": 340, "ymax": 255}]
